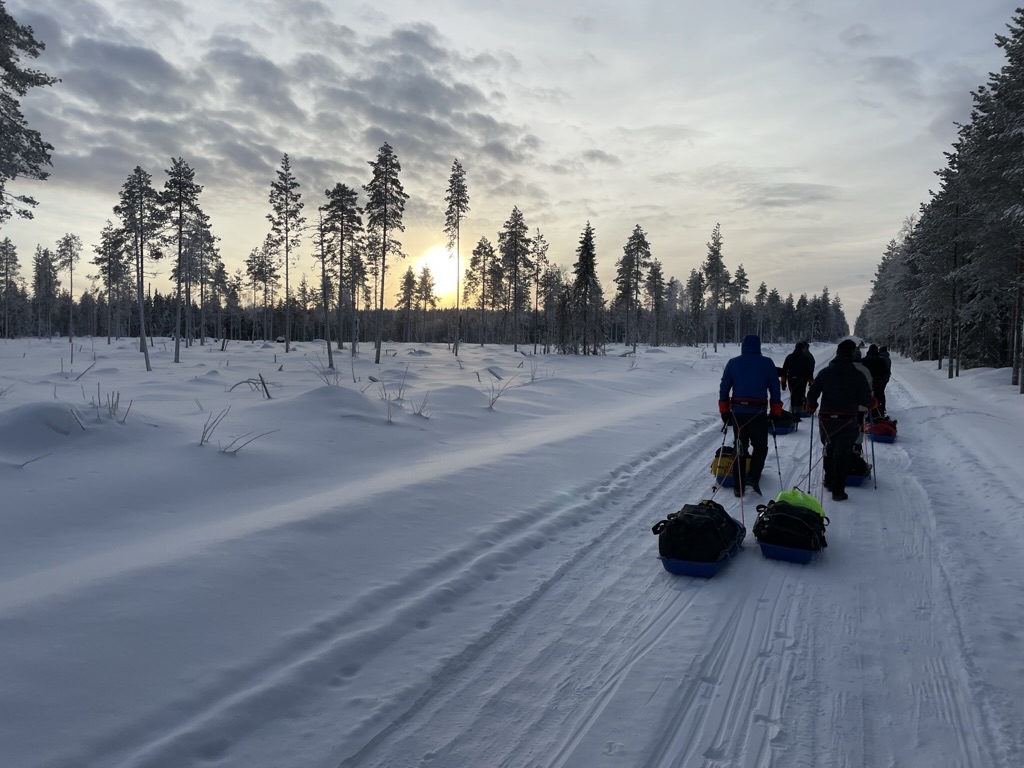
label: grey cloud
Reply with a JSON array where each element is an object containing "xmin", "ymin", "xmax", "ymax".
[
  {"xmin": 739, "ymin": 182, "xmax": 837, "ymax": 209},
  {"xmin": 860, "ymin": 56, "xmax": 923, "ymax": 101},
  {"xmin": 571, "ymin": 15, "xmax": 597, "ymax": 33},
  {"xmin": 686, "ymin": 163, "xmax": 839, "ymax": 211},
  {"xmin": 203, "ymin": 39, "xmax": 306, "ymax": 121},
  {"xmin": 840, "ymin": 24, "xmax": 882, "ymax": 49},
  {"xmin": 581, "ymin": 149, "xmax": 621, "ymax": 165}
]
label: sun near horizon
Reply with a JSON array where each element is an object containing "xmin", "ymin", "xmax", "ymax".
[{"xmin": 411, "ymin": 244, "xmax": 461, "ymax": 307}]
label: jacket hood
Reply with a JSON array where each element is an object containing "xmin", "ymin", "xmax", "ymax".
[
  {"xmin": 867, "ymin": 344, "xmax": 879, "ymax": 355},
  {"xmin": 741, "ymin": 334, "xmax": 761, "ymax": 355}
]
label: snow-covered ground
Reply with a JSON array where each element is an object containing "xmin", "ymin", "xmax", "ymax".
[{"xmin": 1, "ymin": 336, "xmax": 1022, "ymax": 768}]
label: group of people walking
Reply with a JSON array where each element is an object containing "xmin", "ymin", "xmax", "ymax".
[{"xmin": 718, "ymin": 335, "xmax": 891, "ymax": 502}]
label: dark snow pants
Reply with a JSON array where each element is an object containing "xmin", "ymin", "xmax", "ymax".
[
  {"xmin": 731, "ymin": 412, "xmax": 768, "ymax": 487},
  {"xmin": 789, "ymin": 379, "xmax": 808, "ymax": 416},
  {"xmin": 818, "ymin": 414, "xmax": 859, "ymax": 494}
]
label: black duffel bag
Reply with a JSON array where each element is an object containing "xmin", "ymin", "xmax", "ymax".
[
  {"xmin": 651, "ymin": 499, "xmax": 745, "ymax": 562},
  {"xmin": 753, "ymin": 500, "xmax": 829, "ymax": 551}
]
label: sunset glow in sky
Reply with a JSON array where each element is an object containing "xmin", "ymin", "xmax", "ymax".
[{"xmin": 4, "ymin": 0, "xmax": 1019, "ymax": 319}]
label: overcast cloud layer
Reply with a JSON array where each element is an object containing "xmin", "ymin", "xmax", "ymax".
[{"xmin": 4, "ymin": 0, "xmax": 1018, "ymax": 318}]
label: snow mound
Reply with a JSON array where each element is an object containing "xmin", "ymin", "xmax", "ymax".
[
  {"xmin": 94, "ymin": 367, "xmax": 120, "ymax": 374},
  {"xmin": 0, "ymin": 402, "xmax": 85, "ymax": 454},
  {"xmin": 425, "ymin": 384, "xmax": 489, "ymax": 413},
  {"xmin": 286, "ymin": 386, "xmax": 382, "ymax": 419},
  {"xmin": 407, "ymin": 349, "xmax": 432, "ymax": 356}
]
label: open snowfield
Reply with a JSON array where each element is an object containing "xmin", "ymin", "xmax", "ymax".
[{"xmin": 1, "ymin": 336, "xmax": 1022, "ymax": 768}]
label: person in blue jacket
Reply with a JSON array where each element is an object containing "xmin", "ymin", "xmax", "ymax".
[{"xmin": 719, "ymin": 334, "xmax": 783, "ymax": 496}]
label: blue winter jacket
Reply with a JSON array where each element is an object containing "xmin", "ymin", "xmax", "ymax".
[{"xmin": 719, "ymin": 335, "xmax": 783, "ymax": 414}]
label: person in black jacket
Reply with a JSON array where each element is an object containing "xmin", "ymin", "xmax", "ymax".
[
  {"xmin": 780, "ymin": 341, "xmax": 815, "ymax": 419},
  {"xmin": 805, "ymin": 339, "xmax": 873, "ymax": 501},
  {"xmin": 863, "ymin": 344, "xmax": 889, "ymax": 416}
]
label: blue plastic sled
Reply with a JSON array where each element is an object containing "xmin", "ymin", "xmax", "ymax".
[
  {"xmin": 758, "ymin": 542, "xmax": 818, "ymax": 564},
  {"xmin": 769, "ymin": 424, "xmax": 796, "ymax": 436},
  {"xmin": 870, "ymin": 434, "xmax": 896, "ymax": 444},
  {"xmin": 659, "ymin": 528, "xmax": 746, "ymax": 578},
  {"xmin": 714, "ymin": 474, "xmax": 737, "ymax": 488},
  {"xmin": 846, "ymin": 471, "xmax": 871, "ymax": 487}
]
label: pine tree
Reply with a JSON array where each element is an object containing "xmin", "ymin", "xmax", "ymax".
[
  {"xmin": 730, "ymin": 263, "xmax": 749, "ymax": 342},
  {"xmin": 0, "ymin": 236, "xmax": 20, "ymax": 338},
  {"xmin": 465, "ymin": 236, "xmax": 494, "ymax": 345},
  {"xmin": 530, "ymin": 228, "xmax": 549, "ymax": 353},
  {"xmin": 396, "ymin": 265, "xmax": 416, "ymax": 342},
  {"xmin": 323, "ymin": 182, "xmax": 362, "ymax": 352},
  {"xmin": 115, "ymin": 166, "xmax": 164, "ymax": 371},
  {"xmin": 685, "ymin": 268, "xmax": 705, "ymax": 345},
  {"xmin": 498, "ymin": 206, "xmax": 531, "ymax": 350},
  {"xmin": 54, "ymin": 233, "xmax": 81, "ymax": 354},
  {"xmin": 702, "ymin": 223, "xmax": 726, "ymax": 351},
  {"xmin": 267, "ymin": 154, "xmax": 305, "ymax": 353},
  {"xmin": 314, "ymin": 208, "xmax": 335, "ymax": 368},
  {"xmin": 444, "ymin": 158, "xmax": 469, "ymax": 355},
  {"xmin": 162, "ymin": 157, "xmax": 203, "ymax": 362},
  {"xmin": 363, "ymin": 143, "xmax": 408, "ymax": 363},
  {"xmin": 416, "ymin": 265, "xmax": 438, "ymax": 342},
  {"xmin": 0, "ymin": 3, "xmax": 58, "ymax": 224},
  {"xmin": 615, "ymin": 224, "xmax": 652, "ymax": 353},
  {"xmin": 645, "ymin": 258, "xmax": 665, "ymax": 346},
  {"xmin": 31, "ymin": 245, "xmax": 58, "ymax": 337},
  {"xmin": 91, "ymin": 221, "xmax": 127, "ymax": 344},
  {"xmin": 572, "ymin": 221, "xmax": 603, "ymax": 355}
]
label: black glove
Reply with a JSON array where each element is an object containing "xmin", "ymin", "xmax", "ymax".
[
  {"xmin": 780, "ymin": 378, "xmax": 788, "ymax": 391},
  {"xmin": 721, "ymin": 411, "xmax": 731, "ymax": 425}
]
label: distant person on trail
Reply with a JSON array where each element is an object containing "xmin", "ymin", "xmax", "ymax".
[
  {"xmin": 864, "ymin": 344, "xmax": 891, "ymax": 416},
  {"xmin": 780, "ymin": 341, "xmax": 815, "ymax": 419},
  {"xmin": 805, "ymin": 339, "xmax": 874, "ymax": 501},
  {"xmin": 718, "ymin": 334, "xmax": 783, "ymax": 498}
]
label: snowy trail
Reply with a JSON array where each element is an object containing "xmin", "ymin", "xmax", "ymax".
[{"xmin": 4, "ymin": 343, "xmax": 1023, "ymax": 768}]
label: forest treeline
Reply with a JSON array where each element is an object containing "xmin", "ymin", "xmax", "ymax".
[{"xmin": 856, "ymin": 9, "xmax": 1024, "ymax": 391}]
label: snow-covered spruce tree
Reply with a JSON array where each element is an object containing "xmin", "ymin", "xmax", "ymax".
[
  {"xmin": 443, "ymin": 159, "xmax": 469, "ymax": 355},
  {"xmin": 0, "ymin": 2, "xmax": 58, "ymax": 225},
  {"xmin": 115, "ymin": 166, "xmax": 163, "ymax": 371},
  {"xmin": 363, "ymin": 143, "xmax": 408, "ymax": 364},
  {"xmin": 267, "ymin": 154, "xmax": 305, "ymax": 354},
  {"xmin": 615, "ymin": 224, "xmax": 651, "ymax": 353},
  {"xmin": 498, "ymin": 206, "xmax": 531, "ymax": 351},
  {"xmin": 702, "ymin": 223, "xmax": 726, "ymax": 351},
  {"xmin": 323, "ymin": 182, "xmax": 362, "ymax": 353},
  {"xmin": 572, "ymin": 221, "xmax": 604, "ymax": 355}
]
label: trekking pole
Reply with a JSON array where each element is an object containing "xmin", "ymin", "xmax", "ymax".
[
  {"xmin": 808, "ymin": 410, "xmax": 814, "ymax": 493},
  {"xmin": 771, "ymin": 423, "xmax": 784, "ymax": 492},
  {"xmin": 868, "ymin": 410, "xmax": 878, "ymax": 489}
]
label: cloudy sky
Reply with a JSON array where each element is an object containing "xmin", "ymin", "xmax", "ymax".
[{"xmin": 4, "ymin": 0, "xmax": 1020, "ymax": 321}]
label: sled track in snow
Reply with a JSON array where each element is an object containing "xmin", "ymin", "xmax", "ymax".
[
  {"xmin": 55, "ymin": 418, "xmax": 731, "ymax": 767},
  {"xmin": 342, "ymin": 425, "xmax": 820, "ymax": 768}
]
